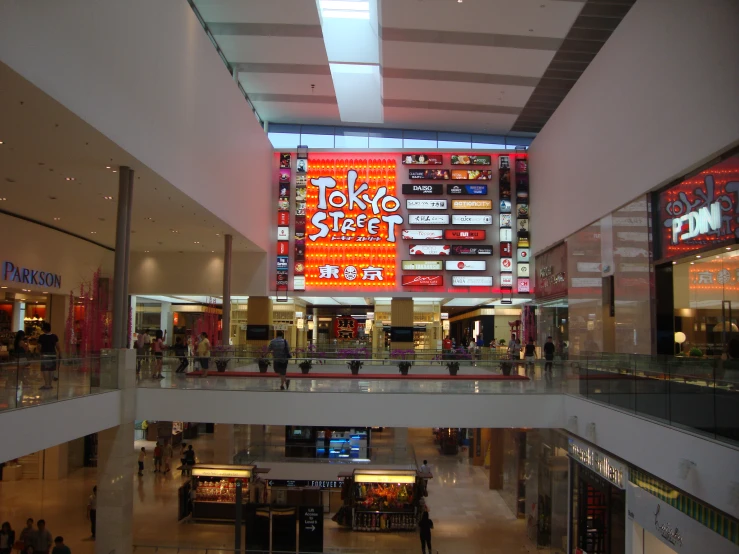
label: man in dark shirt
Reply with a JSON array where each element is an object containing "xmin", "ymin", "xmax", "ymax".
[
  {"xmin": 543, "ymin": 336, "xmax": 556, "ymax": 376},
  {"xmin": 51, "ymin": 536, "xmax": 70, "ymax": 554},
  {"xmin": 38, "ymin": 323, "xmax": 60, "ymax": 390},
  {"xmin": 268, "ymin": 330, "xmax": 291, "ymax": 390}
]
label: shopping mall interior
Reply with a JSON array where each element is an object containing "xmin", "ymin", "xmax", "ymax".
[{"xmin": 0, "ymin": 1, "xmax": 738, "ymax": 554}]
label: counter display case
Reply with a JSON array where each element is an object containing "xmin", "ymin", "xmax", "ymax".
[
  {"xmin": 187, "ymin": 464, "xmax": 255, "ymax": 521},
  {"xmin": 338, "ymin": 469, "xmax": 421, "ymax": 532}
]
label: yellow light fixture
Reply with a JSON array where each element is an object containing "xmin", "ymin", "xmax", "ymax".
[{"xmin": 674, "ymin": 332, "xmax": 686, "ymax": 344}]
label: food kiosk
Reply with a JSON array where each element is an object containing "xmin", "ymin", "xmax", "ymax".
[{"xmin": 336, "ymin": 468, "xmax": 423, "ymax": 532}]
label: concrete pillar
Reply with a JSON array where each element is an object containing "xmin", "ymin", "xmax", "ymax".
[
  {"xmin": 12, "ymin": 300, "xmax": 24, "ymax": 333},
  {"xmin": 96, "ymin": 349, "xmax": 136, "ymax": 554},
  {"xmin": 112, "ymin": 166, "xmax": 133, "ymax": 349},
  {"xmin": 222, "ymin": 234, "xmax": 232, "ymax": 346},
  {"xmin": 214, "ymin": 424, "xmax": 235, "ymax": 464},
  {"xmin": 247, "ymin": 297, "xmax": 273, "ymax": 353},
  {"xmin": 43, "ymin": 443, "xmax": 68, "ymax": 480},
  {"xmin": 390, "ymin": 298, "xmax": 415, "ymax": 352},
  {"xmin": 129, "ymin": 295, "xmax": 138, "ymax": 345},
  {"xmin": 160, "ymin": 301, "xmax": 173, "ymax": 345}
]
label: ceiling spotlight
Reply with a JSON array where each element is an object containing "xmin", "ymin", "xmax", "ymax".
[
  {"xmin": 53, "ymin": 217, "xmax": 61, "ymax": 221},
  {"xmin": 696, "ymin": 255, "xmax": 701, "ymax": 258},
  {"xmin": 106, "ymin": 166, "xmax": 111, "ymax": 169},
  {"xmin": 112, "ymin": 170, "xmax": 117, "ymax": 173},
  {"xmin": 690, "ymin": 262, "xmax": 695, "ymax": 265},
  {"xmin": 0, "ymin": 141, "xmax": 4, "ymax": 145},
  {"xmin": 0, "ymin": 198, "xmax": 6, "ymax": 201},
  {"xmin": 672, "ymin": 261, "xmax": 676, "ymax": 265},
  {"xmin": 216, "ymin": 233, "xmax": 220, "ymax": 236},
  {"xmin": 194, "ymin": 241, "xmax": 200, "ymax": 244},
  {"xmin": 0, "ymin": 286, "xmax": 6, "ymax": 289},
  {"xmin": 90, "ymin": 231, "xmax": 97, "ymax": 234},
  {"xmin": 144, "ymin": 250, "xmax": 150, "ymax": 253},
  {"xmin": 65, "ymin": 177, "xmax": 75, "ymax": 181},
  {"xmin": 211, "ymin": 250, "xmax": 215, "ymax": 253},
  {"xmin": 146, "ymin": 217, "xmax": 154, "ymax": 221},
  {"xmin": 171, "ymin": 229, "xmax": 179, "ymax": 233},
  {"xmin": 103, "ymin": 196, "xmax": 113, "ymax": 200},
  {"xmin": 42, "ymin": 292, "xmax": 48, "ymax": 294},
  {"xmin": 727, "ymin": 247, "xmax": 732, "ymax": 250}
]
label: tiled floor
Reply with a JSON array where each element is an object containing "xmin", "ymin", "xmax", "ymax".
[{"xmin": 0, "ymin": 428, "xmax": 536, "ymax": 554}]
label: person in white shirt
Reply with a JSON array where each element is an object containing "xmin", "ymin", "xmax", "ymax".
[{"xmin": 420, "ymin": 459, "xmax": 431, "ymax": 493}]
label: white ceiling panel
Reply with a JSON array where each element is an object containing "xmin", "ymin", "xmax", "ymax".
[
  {"xmin": 381, "ymin": 42, "xmax": 555, "ymax": 76},
  {"xmin": 253, "ymin": 101, "xmax": 341, "ymax": 124},
  {"xmin": 238, "ymin": 73, "xmax": 335, "ymax": 96},
  {"xmin": 380, "ymin": 0, "xmax": 583, "ymax": 38},
  {"xmin": 383, "ymin": 108, "xmax": 518, "ymax": 134},
  {"xmin": 383, "ymin": 79, "xmax": 534, "ymax": 108},
  {"xmin": 213, "ymin": 36, "xmax": 329, "ymax": 64},
  {"xmin": 194, "ymin": 0, "xmax": 322, "ymax": 25}
]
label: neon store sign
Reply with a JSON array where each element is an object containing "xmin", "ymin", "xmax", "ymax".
[
  {"xmin": 305, "ymin": 159, "xmax": 401, "ymax": 289},
  {"xmin": 659, "ymin": 155, "xmax": 739, "ymax": 258}
]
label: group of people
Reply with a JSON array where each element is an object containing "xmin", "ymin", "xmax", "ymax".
[
  {"xmin": 134, "ymin": 331, "xmax": 211, "ymax": 379},
  {"xmin": 138, "ymin": 443, "xmax": 195, "ymax": 476},
  {"xmin": 12, "ymin": 323, "xmax": 61, "ymax": 390},
  {"xmin": 0, "ymin": 519, "xmax": 71, "ymax": 554}
]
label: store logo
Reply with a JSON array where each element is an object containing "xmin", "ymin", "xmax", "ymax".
[
  {"xmin": 654, "ymin": 505, "xmax": 683, "ymax": 547},
  {"xmin": 670, "ymin": 201, "xmax": 721, "ymax": 244},
  {"xmin": 401, "ymin": 275, "xmax": 443, "ymax": 286},
  {"xmin": 3, "ymin": 262, "xmax": 61, "ymax": 288}
]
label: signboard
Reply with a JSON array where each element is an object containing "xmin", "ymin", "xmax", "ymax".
[
  {"xmin": 267, "ymin": 479, "xmax": 341, "ymax": 489},
  {"xmin": 3, "ymin": 262, "xmax": 63, "ymax": 289},
  {"xmin": 500, "ymin": 258, "xmax": 513, "ymax": 272},
  {"xmin": 402, "ymin": 183, "xmax": 444, "ymax": 195},
  {"xmin": 451, "ymin": 169, "xmax": 493, "ymax": 180},
  {"xmin": 451, "ymin": 245, "xmax": 493, "ymax": 256},
  {"xmin": 452, "ymin": 214, "xmax": 493, "ymax": 225},
  {"xmin": 626, "ymin": 483, "xmax": 736, "ymax": 554},
  {"xmin": 294, "ymin": 275, "xmax": 306, "ymax": 291},
  {"xmin": 568, "ymin": 437, "xmax": 625, "ymax": 489},
  {"xmin": 335, "ymin": 316, "xmax": 358, "ymax": 339},
  {"xmin": 500, "ymin": 242, "xmax": 512, "ymax": 257},
  {"xmin": 277, "ymin": 227, "xmax": 290, "ymax": 240},
  {"xmin": 445, "ymin": 229, "xmax": 486, "ymax": 240},
  {"xmin": 277, "ymin": 242, "xmax": 289, "ymax": 255},
  {"xmin": 299, "ymin": 506, "xmax": 323, "ymax": 553},
  {"xmin": 517, "ymin": 263, "xmax": 530, "ymax": 277},
  {"xmin": 401, "ymin": 260, "xmax": 443, "ymax": 271},
  {"xmin": 445, "ymin": 260, "xmax": 486, "ymax": 271},
  {"xmin": 408, "ymin": 214, "xmax": 450, "ymax": 225},
  {"xmin": 402, "ymin": 275, "xmax": 444, "ymax": 286},
  {"xmin": 408, "ymin": 169, "xmax": 450, "ymax": 180},
  {"xmin": 451, "ymin": 199, "xmax": 493, "ymax": 210},
  {"xmin": 500, "ymin": 228, "xmax": 512, "ymax": 242},
  {"xmin": 517, "ymin": 277, "xmax": 530, "ymax": 293},
  {"xmin": 409, "ymin": 244, "xmax": 450, "ymax": 256},
  {"xmin": 402, "ymin": 154, "xmax": 443, "ymax": 165},
  {"xmin": 517, "ymin": 249, "xmax": 530, "ymax": 262},
  {"xmin": 452, "ymin": 276, "xmax": 493, "ymax": 286},
  {"xmin": 402, "ymin": 229, "xmax": 443, "ymax": 240},
  {"xmin": 305, "ymin": 164, "xmax": 402, "ymax": 289},
  {"xmin": 277, "ymin": 211, "xmax": 290, "ymax": 226},
  {"xmin": 657, "ymin": 155, "xmax": 739, "ymax": 259},
  {"xmin": 406, "ymin": 199, "xmax": 448, "ymax": 210},
  {"xmin": 277, "ymin": 256, "xmax": 289, "ymax": 270},
  {"xmin": 447, "ymin": 184, "xmax": 488, "ymax": 195},
  {"xmin": 450, "ymin": 154, "xmax": 491, "ymax": 165},
  {"xmin": 535, "ymin": 243, "xmax": 567, "ymax": 299},
  {"xmin": 500, "ymin": 199, "xmax": 512, "ymax": 213},
  {"xmin": 500, "ymin": 214, "xmax": 512, "ymax": 228},
  {"xmin": 500, "ymin": 274, "xmax": 513, "ymax": 287}
]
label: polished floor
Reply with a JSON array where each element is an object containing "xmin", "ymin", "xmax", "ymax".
[{"xmin": 0, "ymin": 428, "xmax": 537, "ymax": 554}]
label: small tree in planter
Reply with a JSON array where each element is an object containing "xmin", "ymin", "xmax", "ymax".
[
  {"xmin": 392, "ymin": 349, "xmax": 415, "ymax": 375},
  {"xmin": 299, "ymin": 358, "xmax": 313, "ymax": 374},
  {"xmin": 446, "ymin": 348, "xmax": 471, "ymax": 375},
  {"xmin": 257, "ymin": 345, "xmax": 271, "ymax": 373},
  {"xmin": 213, "ymin": 345, "xmax": 234, "ymax": 372},
  {"xmin": 500, "ymin": 359, "xmax": 513, "ymax": 376}
]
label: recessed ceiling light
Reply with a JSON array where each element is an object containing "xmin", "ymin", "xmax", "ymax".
[
  {"xmin": 0, "ymin": 286, "xmax": 6, "ymax": 289},
  {"xmin": 144, "ymin": 250, "xmax": 150, "ymax": 253},
  {"xmin": 690, "ymin": 262, "xmax": 695, "ymax": 265},
  {"xmin": 146, "ymin": 217, "xmax": 154, "ymax": 221},
  {"xmin": 194, "ymin": 241, "xmax": 200, "ymax": 244},
  {"xmin": 726, "ymin": 247, "xmax": 732, "ymax": 250},
  {"xmin": 0, "ymin": 141, "xmax": 4, "ymax": 145},
  {"xmin": 696, "ymin": 255, "xmax": 701, "ymax": 258},
  {"xmin": 90, "ymin": 231, "xmax": 97, "ymax": 234},
  {"xmin": 171, "ymin": 229, "xmax": 179, "ymax": 233},
  {"xmin": 0, "ymin": 198, "xmax": 6, "ymax": 201},
  {"xmin": 53, "ymin": 217, "xmax": 61, "ymax": 221},
  {"xmin": 211, "ymin": 250, "xmax": 215, "ymax": 253},
  {"xmin": 672, "ymin": 261, "xmax": 676, "ymax": 265},
  {"xmin": 216, "ymin": 233, "xmax": 220, "ymax": 236},
  {"xmin": 42, "ymin": 292, "xmax": 48, "ymax": 294},
  {"xmin": 112, "ymin": 170, "xmax": 117, "ymax": 173},
  {"xmin": 65, "ymin": 177, "xmax": 75, "ymax": 181},
  {"xmin": 106, "ymin": 166, "xmax": 111, "ymax": 169},
  {"xmin": 103, "ymin": 196, "xmax": 113, "ymax": 200}
]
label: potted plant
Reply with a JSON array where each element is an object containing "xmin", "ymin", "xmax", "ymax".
[
  {"xmin": 257, "ymin": 345, "xmax": 271, "ymax": 373},
  {"xmin": 500, "ymin": 360, "xmax": 513, "ymax": 376},
  {"xmin": 347, "ymin": 360, "xmax": 363, "ymax": 375},
  {"xmin": 392, "ymin": 349, "xmax": 414, "ymax": 375},
  {"xmin": 398, "ymin": 360, "xmax": 413, "ymax": 375},
  {"xmin": 446, "ymin": 360, "xmax": 460, "ymax": 376},
  {"xmin": 213, "ymin": 345, "xmax": 234, "ymax": 372},
  {"xmin": 299, "ymin": 359, "xmax": 313, "ymax": 374},
  {"xmin": 689, "ymin": 347, "xmax": 703, "ymax": 357}
]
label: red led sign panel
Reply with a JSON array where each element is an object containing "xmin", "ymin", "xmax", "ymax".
[
  {"xmin": 277, "ymin": 241, "xmax": 289, "ymax": 255},
  {"xmin": 444, "ymin": 229, "xmax": 486, "ymax": 240},
  {"xmin": 305, "ymin": 157, "xmax": 400, "ymax": 289},
  {"xmin": 658, "ymin": 155, "xmax": 739, "ymax": 259},
  {"xmin": 402, "ymin": 275, "xmax": 443, "ymax": 286}
]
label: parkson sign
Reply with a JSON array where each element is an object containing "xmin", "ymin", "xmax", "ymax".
[{"xmin": 3, "ymin": 261, "xmax": 62, "ymax": 289}]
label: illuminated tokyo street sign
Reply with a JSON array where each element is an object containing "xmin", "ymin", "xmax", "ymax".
[{"xmin": 305, "ymin": 159, "xmax": 400, "ymax": 289}]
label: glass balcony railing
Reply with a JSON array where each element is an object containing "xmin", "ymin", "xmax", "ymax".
[{"xmin": 0, "ymin": 354, "xmax": 118, "ymax": 412}]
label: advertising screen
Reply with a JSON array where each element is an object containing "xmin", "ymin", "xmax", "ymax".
[
  {"xmin": 447, "ymin": 184, "xmax": 488, "ymax": 195},
  {"xmin": 451, "ymin": 169, "xmax": 493, "ymax": 180},
  {"xmin": 408, "ymin": 169, "xmax": 451, "ymax": 180},
  {"xmin": 445, "ymin": 229, "xmax": 486, "ymax": 240},
  {"xmin": 450, "ymin": 154, "xmax": 492, "ymax": 166},
  {"xmin": 390, "ymin": 327, "xmax": 414, "ymax": 342},
  {"xmin": 401, "ymin": 154, "xmax": 443, "ymax": 165}
]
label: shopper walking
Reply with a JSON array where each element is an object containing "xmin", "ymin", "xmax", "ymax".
[
  {"xmin": 135, "ymin": 330, "xmax": 147, "ymax": 375},
  {"xmin": 50, "ymin": 538, "xmax": 69, "ymax": 554},
  {"xmin": 418, "ymin": 511, "xmax": 434, "ymax": 554},
  {"xmin": 524, "ymin": 339, "xmax": 537, "ymax": 374},
  {"xmin": 183, "ymin": 444, "xmax": 195, "ymax": 476},
  {"xmin": 268, "ymin": 330, "xmax": 291, "ymax": 390},
  {"xmin": 19, "ymin": 519, "xmax": 33, "ymax": 551},
  {"xmin": 174, "ymin": 337, "xmax": 188, "ymax": 373},
  {"xmin": 137, "ymin": 447, "xmax": 146, "ymax": 476},
  {"xmin": 0, "ymin": 522, "xmax": 15, "ymax": 554},
  {"xmin": 86, "ymin": 486, "xmax": 97, "ymax": 539},
  {"xmin": 31, "ymin": 520, "xmax": 51, "ymax": 554},
  {"xmin": 543, "ymin": 336, "xmax": 556, "ymax": 381},
  {"xmin": 322, "ymin": 428, "xmax": 331, "ymax": 458},
  {"xmin": 151, "ymin": 330, "xmax": 164, "ymax": 379},
  {"xmin": 153, "ymin": 442, "xmax": 163, "ymax": 473},
  {"xmin": 197, "ymin": 332, "xmax": 211, "ymax": 375},
  {"xmin": 420, "ymin": 459, "xmax": 430, "ymax": 493},
  {"xmin": 38, "ymin": 323, "xmax": 60, "ymax": 390}
]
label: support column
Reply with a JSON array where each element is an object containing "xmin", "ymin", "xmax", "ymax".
[
  {"xmin": 96, "ymin": 349, "xmax": 136, "ymax": 554},
  {"xmin": 246, "ymin": 296, "xmax": 273, "ymax": 353},
  {"xmin": 222, "ymin": 234, "xmax": 232, "ymax": 346},
  {"xmin": 390, "ymin": 298, "xmax": 415, "ymax": 351},
  {"xmin": 112, "ymin": 166, "xmax": 133, "ymax": 349},
  {"xmin": 12, "ymin": 300, "xmax": 24, "ymax": 333},
  {"xmin": 160, "ymin": 302, "xmax": 173, "ymax": 345},
  {"xmin": 122, "ymin": 169, "xmax": 134, "ymax": 347},
  {"xmin": 43, "ymin": 443, "xmax": 69, "ymax": 480},
  {"xmin": 488, "ymin": 429, "xmax": 504, "ymax": 490},
  {"xmin": 214, "ymin": 424, "xmax": 235, "ymax": 464}
]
